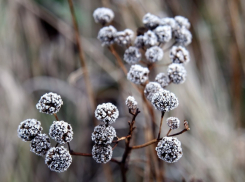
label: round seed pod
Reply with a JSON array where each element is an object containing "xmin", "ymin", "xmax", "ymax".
[
  {"xmin": 93, "ymin": 7, "xmax": 114, "ymax": 25},
  {"xmin": 95, "ymin": 103, "xmax": 119, "ymax": 125},
  {"xmin": 144, "ymin": 82, "xmax": 162, "ymax": 101},
  {"xmin": 49, "ymin": 121, "xmax": 73, "ymax": 144},
  {"xmin": 127, "ymin": 64, "xmax": 149, "ymax": 85},
  {"xmin": 170, "ymin": 46, "xmax": 190, "ymax": 64},
  {"xmin": 115, "ymin": 29, "xmax": 134, "ymax": 46},
  {"xmin": 92, "ymin": 144, "xmax": 113, "ymax": 164},
  {"xmin": 91, "ymin": 124, "xmax": 116, "ymax": 145},
  {"xmin": 167, "ymin": 63, "xmax": 187, "ymax": 84},
  {"xmin": 154, "ymin": 25, "xmax": 172, "ymax": 43},
  {"xmin": 97, "ymin": 26, "xmax": 117, "ymax": 46},
  {"xmin": 125, "ymin": 96, "xmax": 138, "ymax": 110},
  {"xmin": 166, "ymin": 117, "xmax": 180, "ymax": 130},
  {"xmin": 124, "ymin": 46, "xmax": 141, "ymax": 64},
  {"xmin": 155, "ymin": 73, "xmax": 170, "ymax": 88},
  {"xmin": 142, "ymin": 13, "xmax": 160, "ymax": 29},
  {"xmin": 145, "ymin": 46, "xmax": 164, "ymax": 63},
  {"xmin": 30, "ymin": 133, "xmax": 51, "ymax": 156}
]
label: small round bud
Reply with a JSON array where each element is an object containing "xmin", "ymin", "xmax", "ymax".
[
  {"xmin": 92, "ymin": 144, "xmax": 113, "ymax": 164},
  {"xmin": 156, "ymin": 137, "xmax": 183, "ymax": 163},
  {"xmin": 160, "ymin": 18, "xmax": 177, "ymax": 30},
  {"xmin": 93, "ymin": 7, "xmax": 114, "ymax": 25},
  {"xmin": 45, "ymin": 146, "xmax": 72, "ymax": 172},
  {"xmin": 125, "ymin": 96, "xmax": 138, "ymax": 110},
  {"xmin": 144, "ymin": 82, "xmax": 162, "ymax": 101},
  {"xmin": 36, "ymin": 92, "xmax": 63, "ymax": 115},
  {"xmin": 170, "ymin": 46, "xmax": 190, "ymax": 64},
  {"xmin": 124, "ymin": 46, "xmax": 141, "ymax": 64},
  {"xmin": 91, "ymin": 124, "xmax": 116, "ymax": 145},
  {"xmin": 142, "ymin": 13, "xmax": 160, "ymax": 29},
  {"xmin": 95, "ymin": 103, "xmax": 119, "ymax": 124},
  {"xmin": 155, "ymin": 73, "xmax": 170, "ymax": 88},
  {"xmin": 166, "ymin": 117, "xmax": 180, "ymax": 130},
  {"xmin": 30, "ymin": 133, "xmax": 51, "ymax": 156},
  {"xmin": 174, "ymin": 28, "xmax": 192, "ymax": 46},
  {"xmin": 143, "ymin": 30, "xmax": 158, "ymax": 47},
  {"xmin": 145, "ymin": 46, "xmax": 164, "ymax": 63},
  {"xmin": 167, "ymin": 63, "xmax": 186, "ymax": 84},
  {"xmin": 127, "ymin": 64, "xmax": 149, "ymax": 85},
  {"xmin": 134, "ymin": 35, "xmax": 145, "ymax": 48},
  {"xmin": 97, "ymin": 26, "xmax": 117, "ymax": 46},
  {"xmin": 115, "ymin": 29, "xmax": 134, "ymax": 46},
  {"xmin": 17, "ymin": 119, "xmax": 43, "ymax": 141},
  {"xmin": 174, "ymin": 16, "xmax": 190, "ymax": 29},
  {"xmin": 154, "ymin": 25, "xmax": 172, "ymax": 43},
  {"xmin": 49, "ymin": 121, "xmax": 73, "ymax": 144}
]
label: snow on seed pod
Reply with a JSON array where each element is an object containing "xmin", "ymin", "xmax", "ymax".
[
  {"xmin": 17, "ymin": 119, "xmax": 43, "ymax": 141},
  {"xmin": 91, "ymin": 124, "xmax": 116, "ymax": 145},
  {"xmin": 145, "ymin": 46, "xmax": 164, "ymax": 63},
  {"xmin": 97, "ymin": 26, "xmax": 117, "ymax": 46},
  {"xmin": 49, "ymin": 121, "xmax": 73, "ymax": 144},
  {"xmin": 170, "ymin": 46, "xmax": 190, "ymax": 64},
  {"xmin": 93, "ymin": 7, "xmax": 114, "ymax": 25},
  {"xmin": 124, "ymin": 46, "xmax": 141, "ymax": 64},
  {"xmin": 115, "ymin": 29, "xmax": 134, "ymax": 46},
  {"xmin": 174, "ymin": 16, "xmax": 190, "ymax": 29},
  {"xmin": 154, "ymin": 25, "xmax": 172, "ymax": 43},
  {"xmin": 156, "ymin": 137, "xmax": 183, "ymax": 163},
  {"xmin": 95, "ymin": 103, "xmax": 119, "ymax": 125},
  {"xmin": 167, "ymin": 63, "xmax": 186, "ymax": 84},
  {"xmin": 92, "ymin": 144, "xmax": 113, "ymax": 164},
  {"xmin": 45, "ymin": 146, "xmax": 72, "ymax": 172},
  {"xmin": 134, "ymin": 35, "xmax": 145, "ymax": 48},
  {"xmin": 144, "ymin": 82, "xmax": 162, "ymax": 101},
  {"xmin": 155, "ymin": 73, "xmax": 170, "ymax": 88},
  {"xmin": 127, "ymin": 64, "xmax": 149, "ymax": 85},
  {"xmin": 160, "ymin": 17, "xmax": 177, "ymax": 31},
  {"xmin": 36, "ymin": 92, "xmax": 63, "ymax": 115},
  {"xmin": 143, "ymin": 30, "xmax": 158, "ymax": 47},
  {"xmin": 142, "ymin": 13, "xmax": 160, "ymax": 29},
  {"xmin": 166, "ymin": 117, "xmax": 180, "ymax": 130},
  {"xmin": 125, "ymin": 96, "xmax": 138, "ymax": 110},
  {"xmin": 30, "ymin": 133, "xmax": 51, "ymax": 156},
  {"xmin": 173, "ymin": 27, "xmax": 192, "ymax": 46}
]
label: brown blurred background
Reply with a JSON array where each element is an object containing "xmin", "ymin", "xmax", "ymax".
[{"xmin": 1, "ymin": 0, "xmax": 245, "ymax": 181}]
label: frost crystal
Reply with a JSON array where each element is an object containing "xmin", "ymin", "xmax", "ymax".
[
  {"xmin": 92, "ymin": 144, "xmax": 113, "ymax": 163},
  {"xmin": 174, "ymin": 28, "xmax": 192, "ymax": 46},
  {"xmin": 145, "ymin": 46, "xmax": 164, "ymax": 63},
  {"xmin": 93, "ymin": 7, "xmax": 114, "ymax": 25},
  {"xmin": 144, "ymin": 82, "xmax": 162, "ymax": 101},
  {"xmin": 142, "ymin": 13, "xmax": 160, "ymax": 29},
  {"xmin": 166, "ymin": 117, "xmax": 180, "ymax": 130},
  {"xmin": 167, "ymin": 63, "xmax": 186, "ymax": 84},
  {"xmin": 143, "ymin": 30, "xmax": 158, "ymax": 47},
  {"xmin": 127, "ymin": 64, "xmax": 149, "ymax": 85},
  {"xmin": 49, "ymin": 120, "xmax": 73, "ymax": 144},
  {"xmin": 17, "ymin": 119, "xmax": 43, "ymax": 141},
  {"xmin": 156, "ymin": 137, "xmax": 183, "ymax": 163},
  {"xmin": 95, "ymin": 103, "xmax": 119, "ymax": 124},
  {"xmin": 30, "ymin": 133, "xmax": 51, "ymax": 156},
  {"xmin": 174, "ymin": 16, "xmax": 190, "ymax": 29},
  {"xmin": 125, "ymin": 96, "xmax": 138, "ymax": 110},
  {"xmin": 155, "ymin": 73, "xmax": 170, "ymax": 88},
  {"xmin": 97, "ymin": 26, "xmax": 117, "ymax": 46},
  {"xmin": 45, "ymin": 146, "xmax": 72, "ymax": 172},
  {"xmin": 170, "ymin": 46, "xmax": 190, "ymax": 64},
  {"xmin": 124, "ymin": 46, "xmax": 141, "ymax": 64},
  {"xmin": 154, "ymin": 25, "xmax": 172, "ymax": 43},
  {"xmin": 91, "ymin": 124, "xmax": 116, "ymax": 145},
  {"xmin": 36, "ymin": 92, "xmax": 63, "ymax": 115},
  {"xmin": 134, "ymin": 35, "xmax": 145, "ymax": 48},
  {"xmin": 151, "ymin": 89, "xmax": 179, "ymax": 112},
  {"xmin": 115, "ymin": 29, "xmax": 134, "ymax": 46},
  {"xmin": 160, "ymin": 17, "xmax": 177, "ymax": 30}
]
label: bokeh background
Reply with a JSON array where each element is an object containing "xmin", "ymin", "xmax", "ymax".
[{"xmin": 1, "ymin": 0, "xmax": 245, "ymax": 181}]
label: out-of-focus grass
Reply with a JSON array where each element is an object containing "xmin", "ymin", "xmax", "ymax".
[{"xmin": 0, "ymin": 0, "xmax": 245, "ymax": 181}]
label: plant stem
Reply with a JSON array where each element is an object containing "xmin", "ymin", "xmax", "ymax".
[
  {"xmin": 67, "ymin": 0, "xmax": 95, "ymax": 111},
  {"xmin": 157, "ymin": 111, "xmax": 165, "ymax": 140},
  {"xmin": 53, "ymin": 113, "xmax": 59, "ymax": 121},
  {"xmin": 167, "ymin": 128, "xmax": 189, "ymax": 137},
  {"xmin": 131, "ymin": 139, "xmax": 159, "ymax": 149},
  {"xmin": 166, "ymin": 128, "xmax": 172, "ymax": 136}
]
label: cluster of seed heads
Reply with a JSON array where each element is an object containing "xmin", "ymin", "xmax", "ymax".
[
  {"xmin": 17, "ymin": 93, "xmax": 73, "ymax": 172},
  {"xmin": 92, "ymin": 103, "xmax": 119, "ymax": 163}
]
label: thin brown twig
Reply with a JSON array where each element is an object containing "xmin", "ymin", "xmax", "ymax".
[
  {"xmin": 131, "ymin": 138, "xmax": 160, "ymax": 149},
  {"xmin": 67, "ymin": 0, "xmax": 95, "ymax": 112},
  {"xmin": 167, "ymin": 128, "xmax": 189, "ymax": 137},
  {"xmin": 157, "ymin": 111, "xmax": 165, "ymax": 139},
  {"xmin": 113, "ymin": 135, "xmax": 131, "ymax": 143},
  {"xmin": 53, "ymin": 113, "xmax": 59, "ymax": 121},
  {"xmin": 166, "ymin": 128, "xmax": 172, "ymax": 136}
]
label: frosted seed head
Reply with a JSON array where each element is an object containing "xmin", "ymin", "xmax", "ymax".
[
  {"xmin": 95, "ymin": 103, "xmax": 119, "ymax": 124},
  {"xmin": 124, "ymin": 46, "xmax": 141, "ymax": 64},
  {"xmin": 174, "ymin": 16, "xmax": 190, "ymax": 29},
  {"xmin": 169, "ymin": 92, "xmax": 179, "ymax": 110},
  {"xmin": 97, "ymin": 26, "xmax": 117, "ymax": 46},
  {"xmin": 174, "ymin": 27, "xmax": 192, "ymax": 46},
  {"xmin": 45, "ymin": 146, "xmax": 72, "ymax": 172},
  {"xmin": 17, "ymin": 119, "xmax": 43, "ymax": 141},
  {"xmin": 115, "ymin": 29, "xmax": 134, "ymax": 46},
  {"xmin": 49, "ymin": 121, "xmax": 73, "ymax": 144},
  {"xmin": 91, "ymin": 124, "xmax": 116, "ymax": 145},
  {"xmin": 125, "ymin": 96, "xmax": 138, "ymax": 110},
  {"xmin": 142, "ymin": 13, "xmax": 160, "ymax": 29},
  {"xmin": 160, "ymin": 17, "xmax": 177, "ymax": 30},
  {"xmin": 151, "ymin": 89, "xmax": 172, "ymax": 112},
  {"xmin": 170, "ymin": 46, "xmax": 190, "ymax": 64},
  {"xmin": 154, "ymin": 25, "xmax": 172, "ymax": 43},
  {"xmin": 144, "ymin": 82, "xmax": 162, "ymax": 101},
  {"xmin": 93, "ymin": 7, "xmax": 114, "ymax": 25},
  {"xmin": 145, "ymin": 46, "xmax": 164, "ymax": 63},
  {"xmin": 167, "ymin": 63, "xmax": 186, "ymax": 84},
  {"xmin": 127, "ymin": 64, "xmax": 149, "ymax": 85},
  {"xmin": 36, "ymin": 92, "xmax": 63, "ymax": 115},
  {"xmin": 92, "ymin": 144, "xmax": 113, "ymax": 164},
  {"xmin": 166, "ymin": 117, "xmax": 180, "ymax": 130},
  {"xmin": 30, "ymin": 133, "xmax": 51, "ymax": 156},
  {"xmin": 134, "ymin": 35, "xmax": 145, "ymax": 48},
  {"xmin": 143, "ymin": 30, "xmax": 158, "ymax": 47},
  {"xmin": 155, "ymin": 137, "xmax": 183, "ymax": 163},
  {"xmin": 155, "ymin": 73, "xmax": 170, "ymax": 88}
]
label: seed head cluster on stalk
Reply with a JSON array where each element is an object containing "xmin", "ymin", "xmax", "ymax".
[{"xmin": 17, "ymin": 6, "xmax": 192, "ymax": 182}]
